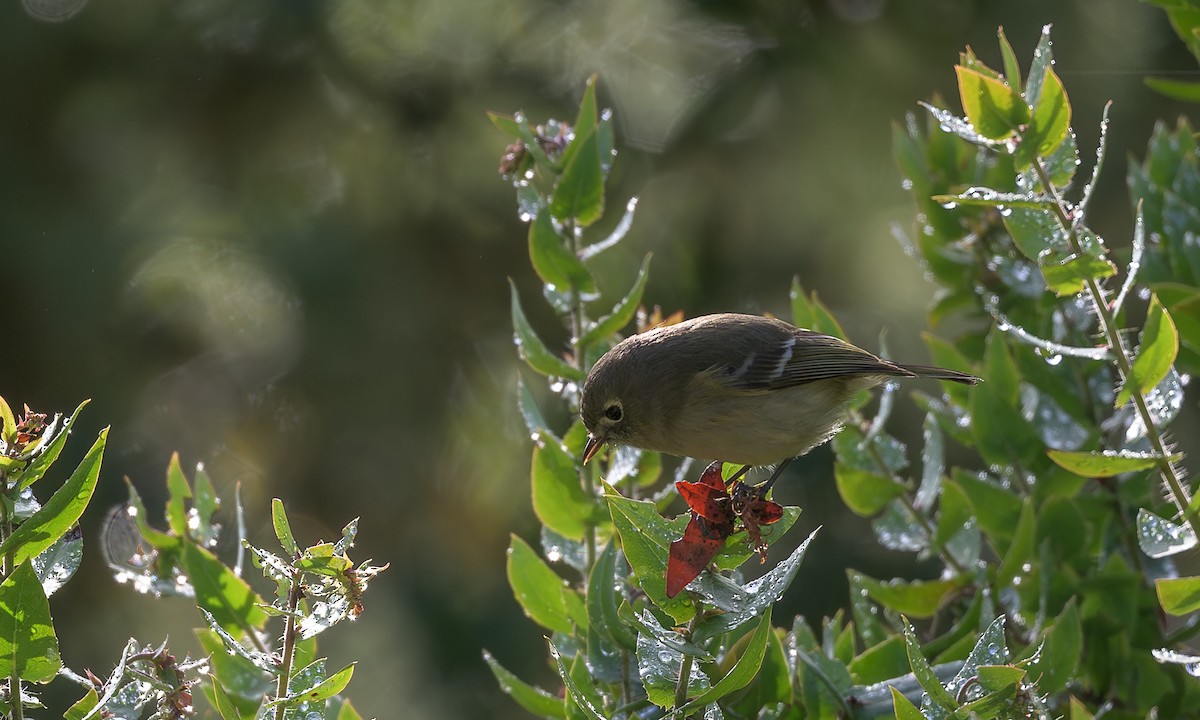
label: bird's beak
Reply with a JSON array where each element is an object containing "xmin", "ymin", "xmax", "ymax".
[{"xmin": 583, "ymin": 433, "xmax": 605, "ymax": 464}]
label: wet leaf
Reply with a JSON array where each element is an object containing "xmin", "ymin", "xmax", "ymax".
[
  {"xmin": 0, "ymin": 428, "xmax": 107, "ymax": 565},
  {"xmin": 579, "ymin": 254, "xmax": 652, "ymax": 349},
  {"xmin": 1116, "ymin": 293, "xmax": 1179, "ymax": 407},
  {"xmin": 509, "ymin": 282, "xmax": 585, "ymax": 381},
  {"xmin": 1025, "ymin": 599, "xmax": 1081, "ymax": 694},
  {"xmin": 856, "ymin": 575, "xmax": 967, "ymax": 618},
  {"xmin": 550, "ymin": 130, "xmax": 603, "ymax": 227},
  {"xmin": 1156, "ymin": 575, "xmax": 1200, "ymax": 615},
  {"xmin": 272, "ymin": 498, "xmax": 298, "ymax": 556},
  {"xmin": 549, "ymin": 642, "xmax": 606, "ymax": 720},
  {"xmin": 532, "ymin": 432, "xmax": 600, "ymax": 541},
  {"xmin": 0, "ymin": 562, "xmax": 59, "ymax": 683},
  {"xmin": 507, "ymin": 534, "xmax": 574, "ymax": 634},
  {"xmin": 956, "ymin": 65, "xmax": 1028, "ymax": 141},
  {"xmin": 1137, "ymin": 508, "xmax": 1199, "ymax": 558},
  {"xmin": 901, "ymin": 618, "xmax": 958, "ymax": 711},
  {"xmin": 529, "ymin": 211, "xmax": 596, "ymax": 294},
  {"xmin": 676, "ymin": 609, "xmax": 773, "ymax": 715},
  {"xmin": 1047, "ymin": 449, "xmax": 1171, "ymax": 477},
  {"xmin": 834, "ymin": 465, "xmax": 905, "ymax": 517},
  {"xmin": 891, "ymin": 686, "xmax": 926, "ymax": 720},
  {"xmin": 605, "ymin": 489, "xmax": 695, "ymax": 623}
]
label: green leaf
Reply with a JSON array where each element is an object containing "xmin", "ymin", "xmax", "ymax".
[
  {"xmin": 950, "ymin": 470, "xmax": 1022, "ymax": 545},
  {"xmin": 272, "ymin": 498, "xmax": 298, "ymax": 556},
  {"xmin": 485, "ymin": 651, "xmax": 565, "ymax": 719},
  {"xmin": 1145, "ymin": 76, "xmax": 1200, "ymax": 102},
  {"xmin": 506, "ymin": 534, "xmax": 574, "ymax": 634},
  {"xmin": 532, "ymin": 432, "xmax": 600, "ymax": 541},
  {"xmin": 0, "ymin": 396, "xmax": 14, "ymax": 446},
  {"xmin": 549, "ymin": 642, "xmax": 606, "ymax": 720},
  {"xmin": 1156, "ymin": 575, "xmax": 1200, "ymax": 615},
  {"xmin": 791, "ymin": 276, "xmax": 846, "ymax": 338},
  {"xmin": 995, "ymin": 500, "xmax": 1036, "ymax": 588},
  {"xmin": 1047, "ymin": 449, "xmax": 1172, "ymax": 477},
  {"xmin": 1030, "ymin": 68, "xmax": 1071, "ymax": 156},
  {"xmin": 1003, "ymin": 205, "xmax": 1064, "ymax": 261},
  {"xmin": 164, "ymin": 452, "xmax": 192, "ymax": 537},
  {"xmin": 1039, "ymin": 251, "xmax": 1116, "ymax": 296},
  {"xmin": 566, "ymin": 652, "xmax": 605, "ymax": 720},
  {"xmin": 1116, "ymin": 293, "xmax": 1179, "ymax": 406},
  {"xmin": 855, "ymin": 574, "xmax": 967, "ymax": 618},
  {"xmin": 976, "ymin": 664, "xmax": 1025, "ymax": 691},
  {"xmin": 675, "ymin": 608, "xmax": 773, "ymax": 715},
  {"xmin": 0, "ymin": 428, "xmax": 107, "ymax": 564},
  {"xmin": 277, "ymin": 663, "xmax": 354, "ymax": 705},
  {"xmin": 997, "ymin": 27, "xmax": 1022, "ymax": 91},
  {"xmin": 605, "ymin": 490, "xmax": 694, "ymax": 623},
  {"xmin": 550, "ymin": 131, "xmax": 604, "ymax": 227},
  {"xmin": 64, "ymin": 688, "xmax": 99, "ymax": 720},
  {"xmin": 851, "ymin": 636, "xmax": 912, "ymax": 685},
  {"xmin": 587, "ymin": 541, "xmax": 636, "ymax": 650},
  {"xmin": 956, "ymin": 65, "xmax": 1029, "ymax": 141},
  {"xmin": 0, "ymin": 563, "xmax": 60, "ymax": 683},
  {"xmin": 891, "ymin": 686, "xmax": 926, "ymax": 720},
  {"xmin": 334, "ymin": 699, "xmax": 365, "ymax": 720},
  {"xmin": 196, "ymin": 628, "xmax": 272, "ymax": 708},
  {"xmin": 13, "ymin": 400, "xmax": 88, "ymax": 492},
  {"xmin": 578, "ymin": 254, "xmax": 652, "ymax": 349},
  {"xmin": 834, "ymin": 465, "xmax": 905, "ymax": 516},
  {"xmin": 930, "ymin": 189, "xmax": 1055, "ymax": 210},
  {"xmin": 1025, "ymin": 599, "xmax": 1080, "ymax": 694},
  {"xmin": 208, "ymin": 677, "xmax": 242, "ymax": 720},
  {"xmin": 488, "ymin": 111, "xmax": 525, "ymax": 140},
  {"xmin": 970, "ymin": 380, "xmax": 1044, "ymax": 469},
  {"xmin": 509, "ymin": 281, "xmax": 585, "ymax": 381},
  {"xmin": 529, "ymin": 211, "xmax": 597, "ymax": 294},
  {"xmin": 692, "ymin": 530, "xmax": 817, "ymax": 643},
  {"xmin": 902, "ymin": 618, "xmax": 958, "ymax": 711},
  {"xmin": 984, "ymin": 330, "xmax": 1019, "ymax": 406},
  {"xmin": 183, "ymin": 542, "xmax": 269, "ymax": 633}
]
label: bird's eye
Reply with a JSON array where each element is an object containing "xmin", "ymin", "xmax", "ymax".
[{"xmin": 604, "ymin": 403, "xmax": 623, "ymax": 422}]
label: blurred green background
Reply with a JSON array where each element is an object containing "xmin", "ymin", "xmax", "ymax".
[{"xmin": 0, "ymin": 0, "xmax": 1194, "ymax": 716}]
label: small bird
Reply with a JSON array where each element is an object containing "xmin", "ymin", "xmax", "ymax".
[{"xmin": 580, "ymin": 313, "xmax": 978, "ymax": 490}]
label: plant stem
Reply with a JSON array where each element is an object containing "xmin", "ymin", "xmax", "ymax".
[
  {"xmin": 0, "ymin": 472, "xmax": 19, "ymax": 720},
  {"xmin": 860, "ymin": 428, "xmax": 968, "ymax": 575},
  {"xmin": 567, "ymin": 220, "xmax": 597, "ymax": 573},
  {"xmin": 273, "ymin": 570, "xmax": 303, "ymax": 720},
  {"xmin": 1031, "ymin": 157, "xmax": 1196, "ymax": 537},
  {"xmin": 674, "ymin": 610, "xmax": 702, "ymax": 711}
]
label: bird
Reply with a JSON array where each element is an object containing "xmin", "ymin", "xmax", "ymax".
[{"xmin": 580, "ymin": 313, "xmax": 978, "ymax": 491}]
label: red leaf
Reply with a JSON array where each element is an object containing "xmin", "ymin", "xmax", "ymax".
[
  {"xmin": 666, "ymin": 513, "xmax": 734, "ymax": 598},
  {"xmin": 675, "ymin": 462, "xmax": 732, "ymax": 524}
]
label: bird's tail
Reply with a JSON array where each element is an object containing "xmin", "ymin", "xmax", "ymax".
[{"xmin": 896, "ymin": 363, "xmax": 980, "ymax": 385}]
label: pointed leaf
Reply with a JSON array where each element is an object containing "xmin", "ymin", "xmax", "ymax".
[
  {"xmin": 0, "ymin": 428, "xmax": 107, "ymax": 565},
  {"xmin": 891, "ymin": 686, "xmax": 926, "ymax": 720},
  {"xmin": 507, "ymin": 534, "xmax": 574, "ymax": 634},
  {"xmin": 550, "ymin": 131, "xmax": 604, "ymax": 227},
  {"xmin": 997, "ymin": 27, "xmax": 1022, "ymax": 91},
  {"xmin": 13, "ymin": 400, "xmax": 89, "ymax": 492},
  {"xmin": 605, "ymin": 490, "xmax": 694, "ymax": 623},
  {"xmin": 549, "ymin": 642, "xmax": 606, "ymax": 720},
  {"xmin": 579, "ymin": 254, "xmax": 652, "ymax": 349},
  {"xmin": 529, "ymin": 212, "xmax": 596, "ymax": 294},
  {"xmin": 0, "ymin": 563, "xmax": 59, "ymax": 683},
  {"xmin": 1157, "ymin": 575, "xmax": 1200, "ymax": 615},
  {"xmin": 902, "ymin": 618, "xmax": 958, "ymax": 711},
  {"xmin": 509, "ymin": 282, "xmax": 585, "ymax": 380},
  {"xmin": 956, "ymin": 66, "xmax": 1029, "ymax": 140},
  {"xmin": 184, "ymin": 542, "xmax": 269, "ymax": 633},
  {"xmin": 532, "ymin": 433, "xmax": 600, "ymax": 541},
  {"xmin": 1117, "ymin": 293, "xmax": 1179, "ymax": 406},
  {"xmin": 1047, "ymin": 449, "xmax": 1171, "ymax": 477},
  {"xmin": 834, "ymin": 465, "xmax": 905, "ymax": 517},
  {"xmin": 272, "ymin": 498, "xmax": 298, "ymax": 556},
  {"xmin": 676, "ymin": 608, "xmax": 773, "ymax": 715}
]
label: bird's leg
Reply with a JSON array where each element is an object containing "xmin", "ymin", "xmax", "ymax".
[{"xmin": 754, "ymin": 457, "xmax": 794, "ymax": 497}]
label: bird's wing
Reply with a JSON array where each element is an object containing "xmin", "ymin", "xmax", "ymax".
[{"xmin": 719, "ymin": 330, "xmax": 911, "ymax": 390}]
